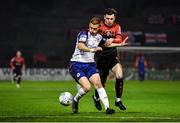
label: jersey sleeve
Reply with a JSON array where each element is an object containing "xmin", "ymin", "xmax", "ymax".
[
  {"xmin": 10, "ymin": 57, "xmax": 15, "ymax": 68},
  {"xmin": 77, "ymin": 31, "xmax": 88, "ymax": 43},
  {"xmin": 113, "ymin": 24, "xmax": 123, "ymax": 43}
]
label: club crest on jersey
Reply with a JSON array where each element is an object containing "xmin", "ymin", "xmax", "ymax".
[
  {"xmin": 106, "ymin": 30, "xmax": 111, "ymax": 36},
  {"xmin": 77, "ymin": 73, "xmax": 80, "ymax": 78},
  {"xmin": 102, "ymin": 30, "xmax": 116, "ymax": 37}
]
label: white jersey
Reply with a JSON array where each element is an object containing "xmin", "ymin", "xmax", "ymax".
[{"xmin": 70, "ymin": 30, "xmax": 102, "ymax": 63}]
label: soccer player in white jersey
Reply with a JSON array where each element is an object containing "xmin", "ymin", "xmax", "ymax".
[{"xmin": 69, "ymin": 17, "xmax": 115, "ymax": 114}]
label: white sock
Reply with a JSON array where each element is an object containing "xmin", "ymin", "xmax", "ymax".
[
  {"xmin": 74, "ymin": 87, "xmax": 86, "ymax": 102},
  {"xmin": 76, "ymin": 84, "xmax": 81, "ymax": 91},
  {"xmin": 97, "ymin": 87, "xmax": 109, "ymax": 110},
  {"xmin": 116, "ymin": 98, "xmax": 121, "ymax": 102}
]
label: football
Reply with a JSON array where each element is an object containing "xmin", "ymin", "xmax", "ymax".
[{"xmin": 59, "ymin": 92, "xmax": 73, "ymax": 106}]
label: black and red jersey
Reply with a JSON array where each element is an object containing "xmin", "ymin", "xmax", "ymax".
[
  {"xmin": 10, "ymin": 56, "xmax": 25, "ymax": 70},
  {"xmin": 99, "ymin": 21, "xmax": 123, "ymax": 43},
  {"xmin": 97, "ymin": 21, "xmax": 123, "ymax": 57}
]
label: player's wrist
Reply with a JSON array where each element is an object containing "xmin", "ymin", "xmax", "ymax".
[{"xmin": 90, "ymin": 48, "xmax": 96, "ymax": 53}]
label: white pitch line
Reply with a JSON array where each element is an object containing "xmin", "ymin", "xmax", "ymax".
[{"xmin": 0, "ymin": 115, "xmax": 180, "ymax": 120}]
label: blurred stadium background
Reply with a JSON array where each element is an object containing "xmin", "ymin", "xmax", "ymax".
[
  {"xmin": 0, "ymin": 0, "xmax": 180, "ymax": 80},
  {"xmin": 0, "ymin": 0, "xmax": 180, "ymax": 122}
]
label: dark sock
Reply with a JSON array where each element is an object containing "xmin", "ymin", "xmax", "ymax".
[
  {"xmin": 17, "ymin": 77, "xmax": 21, "ymax": 84},
  {"xmin": 13, "ymin": 77, "xmax": 16, "ymax": 81},
  {"xmin": 115, "ymin": 78, "xmax": 123, "ymax": 98},
  {"xmin": 94, "ymin": 89, "xmax": 99, "ymax": 99}
]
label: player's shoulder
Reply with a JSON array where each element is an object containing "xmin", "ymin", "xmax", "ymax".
[
  {"xmin": 77, "ymin": 29, "xmax": 88, "ymax": 42},
  {"xmin": 100, "ymin": 21, "xmax": 121, "ymax": 28},
  {"xmin": 79, "ymin": 29, "xmax": 88, "ymax": 36},
  {"xmin": 78, "ymin": 29, "xmax": 88, "ymax": 38},
  {"xmin": 21, "ymin": 57, "xmax": 25, "ymax": 61},
  {"xmin": 100, "ymin": 21, "xmax": 105, "ymax": 26},
  {"xmin": 100, "ymin": 21, "xmax": 107, "ymax": 28},
  {"xmin": 113, "ymin": 22, "xmax": 121, "ymax": 28},
  {"xmin": 11, "ymin": 57, "xmax": 16, "ymax": 61}
]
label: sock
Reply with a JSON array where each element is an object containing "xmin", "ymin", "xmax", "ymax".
[
  {"xmin": 17, "ymin": 77, "xmax": 21, "ymax": 84},
  {"xmin": 116, "ymin": 98, "xmax": 121, "ymax": 102},
  {"xmin": 94, "ymin": 89, "xmax": 100, "ymax": 100},
  {"xmin": 94, "ymin": 81, "xmax": 105, "ymax": 100},
  {"xmin": 13, "ymin": 76, "xmax": 17, "ymax": 81},
  {"xmin": 115, "ymin": 78, "xmax": 123, "ymax": 99},
  {"xmin": 76, "ymin": 84, "xmax": 81, "ymax": 91},
  {"xmin": 97, "ymin": 87, "xmax": 109, "ymax": 110},
  {"xmin": 74, "ymin": 88, "xmax": 86, "ymax": 102}
]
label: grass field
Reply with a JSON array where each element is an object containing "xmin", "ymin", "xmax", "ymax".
[{"xmin": 0, "ymin": 80, "xmax": 180, "ymax": 122}]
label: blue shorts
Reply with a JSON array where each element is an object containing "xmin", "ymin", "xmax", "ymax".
[{"xmin": 69, "ymin": 61, "xmax": 99, "ymax": 83}]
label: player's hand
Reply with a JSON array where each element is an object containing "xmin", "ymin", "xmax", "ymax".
[
  {"xmin": 90, "ymin": 47, "xmax": 102, "ymax": 53},
  {"xmin": 104, "ymin": 38, "xmax": 114, "ymax": 46},
  {"xmin": 95, "ymin": 47, "xmax": 103, "ymax": 52},
  {"xmin": 120, "ymin": 36, "xmax": 129, "ymax": 46}
]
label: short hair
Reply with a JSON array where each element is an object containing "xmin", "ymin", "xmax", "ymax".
[
  {"xmin": 104, "ymin": 8, "xmax": 117, "ymax": 16},
  {"xmin": 89, "ymin": 17, "xmax": 101, "ymax": 26}
]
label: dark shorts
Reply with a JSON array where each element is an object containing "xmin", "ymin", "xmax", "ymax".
[
  {"xmin": 13, "ymin": 68, "xmax": 22, "ymax": 76},
  {"xmin": 69, "ymin": 61, "xmax": 99, "ymax": 83},
  {"xmin": 96, "ymin": 56, "xmax": 120, "ymax": 83}
]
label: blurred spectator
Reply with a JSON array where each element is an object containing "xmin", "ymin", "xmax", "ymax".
[
  {"xmin": 171, "ymin": 15, "xmax": 180, "ymax": 25},
  {"xmin": 33, "ymin": 53, "xmax": 47, "ymax": 64},
  {"xmin": 172, "ymin": 15, "xmax": 177, "ymax": 25},
  {"xmin": 134, "ymin": 53, "xmax": 148, "ymax": 81},
  {"xmin": 147, "ymin": 14, "xmax": 165, "ymax": 24}
]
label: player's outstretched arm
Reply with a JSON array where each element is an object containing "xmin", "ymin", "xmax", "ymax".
[{"xmin": 106, "ymin": 36, "xmax": 128, "ymax": 47}]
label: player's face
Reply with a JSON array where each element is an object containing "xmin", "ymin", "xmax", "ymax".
[
  {"xmin": 89, "ymin": 23, "xmax": 100, "ymax": 36},
  {"xmin": 16, "ymin": 51, "xmax": 22, "ymax": 57},
  {"xmin": 104, "ymin": 14, "xmax": 116, "ymax": 26}
]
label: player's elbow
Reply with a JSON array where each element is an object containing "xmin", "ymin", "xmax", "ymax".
[
  {"xmin": 77, "ymin": 43, "xmax": 86, "ymax": 51},
  {"xmin": 77, "ymin": 45, "xmax": 82, "ymax": 50}
]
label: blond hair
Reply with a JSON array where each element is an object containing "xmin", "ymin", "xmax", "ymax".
[{"xmin": 90, "ymin": 17, "xmax": 101, "ymax": 26}]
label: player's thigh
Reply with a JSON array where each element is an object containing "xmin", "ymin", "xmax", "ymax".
[
  {"xmin": 69, "ymin": 62, "xmax": 83, "ymax": 82},
  {"xmin": 97, "ymin": 63, "xmax": 109, "ymax": 85},
  {"xmin": 69, "ymin": 62, "xmax": 91, "ymax": 91},
  {"xmin": 85, "ymin": 63, "xmax": 103, "ymax": 88},
  {"xmin": 99, "ymin": 69, "xmax": 109, "ymax": 87},
  {"xmin": 89, "ymin": 73, "xmax": 102, "ymax": 89},
  {"xmin": 13, "ymin": 69, "xmax": 18, "ymax": 77},
  {"xmin": 78, "ymin": 77, "xmax": 91, "ymax": 92},
  {"xmin": 17, "ymin": 70, "xmax": 22, "ymax": 78},
  {"xmin": 111, "ymin": 63, "xmax": 123, "ymax": 78}
]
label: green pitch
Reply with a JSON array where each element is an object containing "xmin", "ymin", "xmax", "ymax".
[{"xmin": 0, "ymin": 80, "xmax": 180, "ymax": 122}]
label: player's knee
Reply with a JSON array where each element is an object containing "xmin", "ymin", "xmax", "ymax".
[
  {"xmin": 94, "ymin": 82, "xmax": 103, "ymax": 89},
  {"xmin": 83, "ymin": 84, "xmax": 91, "ymax": 92},
  {"xmin": 115, "ymin": 73, "xmax": 123, "ymax": 79}
]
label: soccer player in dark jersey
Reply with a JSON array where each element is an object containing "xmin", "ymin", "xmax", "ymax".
[
  {"xmin": 93, "ymin": 8, "xmax": 127, "ymax": 111},
  {"xmin": 10, "ymin": 50, "xmax": 25, "ymax": 88}
]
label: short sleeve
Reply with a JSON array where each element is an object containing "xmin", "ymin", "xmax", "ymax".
[{"xmin": 77, "ymin": 31, "xmax": 88, "ymax": 42}]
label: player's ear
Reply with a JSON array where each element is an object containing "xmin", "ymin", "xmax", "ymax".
[{"xmin": 104, "ymin": 15, "xmax": 106, "ymax": 20}]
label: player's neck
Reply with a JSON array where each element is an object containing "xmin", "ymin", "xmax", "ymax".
[{"xmin": 103, "ymin": 21, "xmax": 114, "ymax": 27}]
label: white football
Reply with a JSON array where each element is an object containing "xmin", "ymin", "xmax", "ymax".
[{"xmin": 59, "ymin": 92, "xmax": 73, "ymax": 106}]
